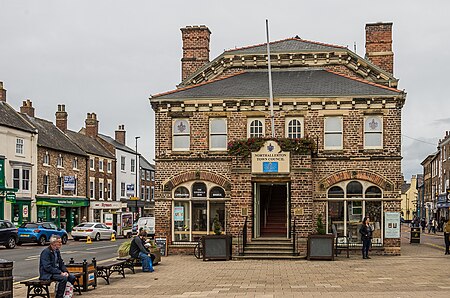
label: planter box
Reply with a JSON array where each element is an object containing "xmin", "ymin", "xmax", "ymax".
[
  {"xmin": 202, "ymin": 235, "xmax": 232, "ymax": 261},
  {"xmin": 307, "ymin": 234, "xmax": 335, "ymax": 261}
]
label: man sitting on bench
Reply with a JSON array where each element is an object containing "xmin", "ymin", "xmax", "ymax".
[
  {"xmin": 39, "ymin": 234, "xmax": 76, "ymax": 298},
  {"xmin": 129, "ymin": 230, "xmax": 154, "ymax": 272}
]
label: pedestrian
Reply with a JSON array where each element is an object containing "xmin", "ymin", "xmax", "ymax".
[
  {"xmin": 421, "ymin": 218, "xmax": 426, "ymax": 232},
  {"xmin": 39, "ymin": 234, "xmax": 76, "ymax": 298},
  {"xmin": 432, "ymin": 218, "xmax": 437, "ymax": 234},
  {"xmin": 129, "ymin": 230, "xmax": 154, "ymax": 272},
  {"xmin": 428, "ymin": 218, "xmax": 432, "ymax": 233},
  {"xmin": 359, "ymin": 216, "xmax": 373, "ymax": 259},
  {"xmin": 444, "ymin": 219, "xmax": 450, "ymax": 255}
]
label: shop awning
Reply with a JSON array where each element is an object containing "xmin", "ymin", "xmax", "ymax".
[
  {"xmin": 36, "ymin": 197, "xmax": 89, "ymax": 207},
  {"xmin": 437, "ymin": 202, "xmax": 450, "ymax": 208}
]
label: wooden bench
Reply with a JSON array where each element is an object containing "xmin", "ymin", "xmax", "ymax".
[
  {"xmin": 96, "ymin": 260, "xmax": 126, "ymax": 285},
  {"xmin": 72, "ymin": 272, "xmax": 83, "ymax": 295},
  {"xmin": 20, "ymin": 280, "xmax": 52, "ymax": 298},
  {"xmin": 116, "ymin": 257, "xmax": 137, "ymax": 274}
]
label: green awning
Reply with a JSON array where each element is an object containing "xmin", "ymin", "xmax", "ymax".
[{"xmin": 36, "ymin": 197, "xmax": 89, "ymax": 207}]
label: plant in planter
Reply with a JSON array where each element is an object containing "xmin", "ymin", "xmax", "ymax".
[
  {"xmin": 213, "ymin": 216, "xmax": 222, "ymax": 235},
  {"xmin": 316, "ymin": 214, "xmax": 326, "ymax": 235},
  {"xmin": 307, "ymin": 213, "xmax": 335, "ymax": 261},
  {"xmin": 201, "ymin": 216, "xmax": 232, "ymax": 261}
]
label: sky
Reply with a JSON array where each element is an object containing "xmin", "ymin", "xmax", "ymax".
[{"xmin": 1, "ymin": 0, "xmax": 449, "ymax": 182}]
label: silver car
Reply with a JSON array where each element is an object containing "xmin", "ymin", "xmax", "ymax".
[{"xmin": 71, "ymin": 222, "xmax": 116, "ymax": 241}]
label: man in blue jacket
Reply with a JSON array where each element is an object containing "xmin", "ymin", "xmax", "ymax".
[
  {"xmin": 39, "ymin": 234, "xmax": 76, "ymax": 298},
  {"xmin": 129, "ymin": 230, "xmax": 154, "ymax": 272}
]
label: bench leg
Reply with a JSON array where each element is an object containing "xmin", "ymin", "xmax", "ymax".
[{"xmin": 27, "ymin": 284, "xmax": 50, "ymax": 298}]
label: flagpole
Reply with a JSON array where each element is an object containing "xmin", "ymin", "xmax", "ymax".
[{"xmin": 266, "ymin": 19, "xmax": 275, "ymax": 138}]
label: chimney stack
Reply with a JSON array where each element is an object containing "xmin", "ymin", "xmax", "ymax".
[
  {"xmin": 85, "ymin": 112, "xmax": 98, "ymax": 137},
  {"xmin": 55, "ymin": 104, "xmax": 68, "ymax": 131},
  {"xmin": 0, "ymin": 82, "xmax": 6, "ymax": 102},
  {"xmin": 365, "ymin": 22, "xmax": 394, "ymax": 74},
  {"xmin": 181, "ymin": 25, "xmax": 211, "ymax": 82},
  {"xmin": 115, "ymin": 125, "xmax": 126, "ymax": 145},
  {"xmin": 20, "ymin": 99, "xmax": 35, "ymax": 117}
]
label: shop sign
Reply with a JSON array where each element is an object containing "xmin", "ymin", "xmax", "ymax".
[
  {"xmin": 6, "ymin": 193, "xmax": 16, "ymax": 203},
  {"xmin": 51, "ymin": 207, "xmax": 57, "ymax": 219},
  {"xmin": 126, "ymin": 184, "xmax": 135, "ymax": 196},
  {"xmin": 104, "ymin": 213, "xmax": 113, "ymax": 228},
  {"xmin": 384, "ymin": 212, "xmax": 400, "ymax": 238},
  {"xmin": 252, "ymin": 141, "xmax": 290, "ymax": 174},
  {"xmin": 23, "ymin": 205, "xmax": 29, "ymax": 218},
  {"xmin": 174, "ymin": 206, "xmax": 184, "ymax": 221},
  {"xmin": 64, "ymin": 176, "xmax": 75, "ymax": 191},
  {"xmin": 0, "ymin": 158, "xmax": 4, "ymax": 188},
  {"xmin": 36, "ymin": 197, "xmax": 89, "ymax": 207},
  {"xmin": 192, "ymin": 182, "xmax": 206, "ymax": 197},
  {"xmin": 91, "ymin": 201, "xmax": 122, "ymax": 209}
]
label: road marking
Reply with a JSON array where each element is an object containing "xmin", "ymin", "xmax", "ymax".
[
  {"xmin": 13, "ymin": 276, "xmax": 39, "ymax": 285},
  {"xmin": 85, "ymin": 244, "xmax": 118, "ymax": 251}
]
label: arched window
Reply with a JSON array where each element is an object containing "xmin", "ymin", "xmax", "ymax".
[
  {"xmin": 174, "ymin": 186, "xmax": 190, "ymax": 198},
  {"xmin": 346, "ymin": 181, "xmax": 363, "ymax": 198},
  {"xmin": 287, "ymin": 119, "xmax": 302, "ymax": 139},
  {"xmin": 365, "ymin": 186, "xmax": 382, "ymax": 198},
  {"xmin": 192, "ymin": 182, "xmax": 207, "ymax": 198},
  {"xmin": 209, "ymin": 186, "xmax": 225, "ymax": 198},
  {"xmin": 249, "ymin": 119, "xmax": 264, "ymax": 138},
  {"xmin": 328, "ymin": 186, "xmax": 344, "ymax": 198}
]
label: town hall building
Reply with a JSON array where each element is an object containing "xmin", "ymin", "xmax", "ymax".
[{"xmin": 150, "ymin": 22, "xmax": 405, "ymax": 256}]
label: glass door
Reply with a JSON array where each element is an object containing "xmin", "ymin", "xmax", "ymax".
[{"xmin": 253, "ymin": 183, "xmax": 260, "ymax": 238}]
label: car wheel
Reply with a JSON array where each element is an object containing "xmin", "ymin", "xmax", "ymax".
[
  {"xmin": 7, "ymin": 237, "xmax": 16, "ymax": 249},
  {"xmin": 61, "ymin": 235, "xmax": 68, "ymax": 244},
  {"xmin": 95, "ymin": 233, "xmax": 101, "ymax": 241},
  {"xmin": 38, "ymin": 236, "xmax": 46, "ymax": 246}
]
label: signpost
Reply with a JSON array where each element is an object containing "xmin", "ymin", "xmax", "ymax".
[{"xmin": 129, "ymin": 196, "xmax": 139, "ymax": 227}]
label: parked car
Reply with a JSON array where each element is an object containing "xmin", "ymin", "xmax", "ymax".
[
  {"xmin": 18, "ymin": 222, "xmax": 68, "ymax": 246},
  {"xmin": 71, "ymin": 222, "xmax": 116, "ymax": 241},
  {"xmin": 0, "ymin": 219, "xmax": 18, "ymax": 249}
]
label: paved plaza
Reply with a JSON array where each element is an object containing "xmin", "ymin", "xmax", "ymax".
[{"xmin": 13, "ymin": 234, "xmax": 450, "ymax": 298}]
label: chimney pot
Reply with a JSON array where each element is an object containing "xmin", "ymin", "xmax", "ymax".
[
  {"xmin": 115, "ymin": 124, "xmax": 126, "ymax": 145},
  {"xmin": 20, "ymin": 99, "xmax": 35, "ymax": 117},
  {"xmin": 365, "ymin": 22, "xmax": 394, "ymax": 74},
  {"xmin": 181, "ymin": 25, "xmax": 211, "ymax": 82},
  {"xmin": 0, "ymin": 81, "xmax": 6, "ymax": 102},
  {"xmin": 85, "ymin": 112, "xmax": 99, "ymax": 137},
  {"xmin": 55, "ymin": 104, "xmax": 68, "ymax": 131}
]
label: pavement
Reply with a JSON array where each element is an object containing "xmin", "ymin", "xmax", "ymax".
[{"xmin": 12, "ymin": 228, "xmax": 450, "ymax": 298}]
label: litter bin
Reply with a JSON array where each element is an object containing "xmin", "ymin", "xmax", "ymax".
[
  {"xmin": 0, "ymin": 259, "xmax": 13, "ymax": 298},
  {"xmin": 410, "ymin": 227, "xmax": 421, "ymax": 244}
]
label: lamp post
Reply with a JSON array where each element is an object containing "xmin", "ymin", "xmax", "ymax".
[{"xmin": 135, "ymin": 136, "xmax": 140, "ymax": 223}]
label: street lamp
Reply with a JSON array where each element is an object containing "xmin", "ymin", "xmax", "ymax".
[{"xmin": 134, "ymin": 136, "xmax": 140, "ymax": 224}]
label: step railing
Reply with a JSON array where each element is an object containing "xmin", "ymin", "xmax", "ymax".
[
  {"xmin": 238, "ymin": 216, "xmax": 248, "ymax": 256},
  {"xmin": 291, "ymin": 217, "xmax": 299, "ymax": 256}
]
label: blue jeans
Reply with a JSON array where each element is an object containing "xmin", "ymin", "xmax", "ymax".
[
  {"xmin": 138, "ymin": 252, "xmax": 153, "ymax": 272},
  {"xmin": 51, "ymin": 273, "xmax": 76, "ymax": 298},
  {"xmin": 362, "ymin": 238, "xmax": 371, "ymax": 258}
]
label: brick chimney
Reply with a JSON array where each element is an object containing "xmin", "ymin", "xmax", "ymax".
[
  {"xmin": 181, "ymin": 25, "xmax": 211, "ymax": 82},
  {"xmin": 0, "ymin": 82, "xmax": 6, "ymax": 102},
  {"xmin": 20, "ymin": 99, "xmax": 35, "ymax": 117},
  {"xmin": 365, "ymin": 22, "xmax": 394, "ymax": 74},
  {"xmin": 115, "ymin": 125, "xmax": 126, "ymax": 145},
  {"xmin": 85, "ymin": 113, "xmax": 98, "ymax": 137},
  {"xmin": 55, "ymin": 104, "xmax": 68, "ymax": 131}
]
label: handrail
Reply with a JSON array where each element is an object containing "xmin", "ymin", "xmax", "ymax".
[
  {"xmin": 238, "ymin": 216, "xmax": 248, "ymax": 256},
  {"xmin": 291, "ymin": 217, "xmax": 298, "ymax": 256}
]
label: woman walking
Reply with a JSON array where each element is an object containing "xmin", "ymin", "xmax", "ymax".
[
  {"xmin": 444, "ymin": 219, "xmax": 450, "ymax": 255},
  {"xmin": 359, "ymin": 216, "xmax": 373, "ymax": 259}
]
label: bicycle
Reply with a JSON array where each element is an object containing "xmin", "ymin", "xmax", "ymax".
[{"xmin": 193, "ymin": 237, "xmax": 203, "ymax": 259}]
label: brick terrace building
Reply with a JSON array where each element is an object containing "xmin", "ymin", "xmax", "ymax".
[{"xmin": 151, "ymin": 23, "xmax": 406, "ymax": 255}]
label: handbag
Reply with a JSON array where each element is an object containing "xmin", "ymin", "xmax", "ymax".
[{"xmin": 63, "ymin": 281, "xmax": 74, "ymax": 298}]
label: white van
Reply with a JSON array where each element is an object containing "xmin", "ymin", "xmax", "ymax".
[{"xmin": 137, "ymin": 217, "xmax": 155, "ymax": 237}]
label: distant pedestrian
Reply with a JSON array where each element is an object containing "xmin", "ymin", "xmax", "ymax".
[
  {"xmin": 428, "ymin": 219, "xmax": 433, "ymax": 233},
  {"xmin": 421, "ymin": 218, "xmax": 426, "ymax": 232},
  {"xmin": 359, "ymin": 216, "xmax": 373, "ymax": 259},
  {"xmin": 432, "ymin": 218, "xmax": 437, "ymax": 234},
  {"xmin": 444, "ymin": 219, "xmax": 450, "ymax": 255}
]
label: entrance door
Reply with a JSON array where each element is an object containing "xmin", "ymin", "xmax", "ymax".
[{"xmin": 254, "ymin": 183, "xmax": 289, "ymax": 238}]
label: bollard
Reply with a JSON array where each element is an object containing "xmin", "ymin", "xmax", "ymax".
[{"xmin": 111, "ymin": 233, "xmax": 116, "ymax": 242}]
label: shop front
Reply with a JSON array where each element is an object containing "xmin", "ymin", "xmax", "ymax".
[
  {"xmin": 10, "ymin": 197, "xmax": 31, "ymax": 226},
  {"xmin": 90, "ymin": 201, "xmax": 122, "ymax": 232},
  {"xmin": 36, "ymin": 197, "xmax": 89, "ymax": 232}
]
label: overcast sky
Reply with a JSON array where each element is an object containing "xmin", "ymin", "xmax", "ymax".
[{"xmin": 1, "ymin": 0, "xmax": 448, "ymax": 182}]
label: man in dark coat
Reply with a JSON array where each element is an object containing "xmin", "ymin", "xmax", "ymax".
[
  {"xmin": 39, "ymin": 234, "xmax": 76, "ymax": 298},
  {"xmin": 129, "ymin": 230, "xmax": 154, "ymax": 272}
]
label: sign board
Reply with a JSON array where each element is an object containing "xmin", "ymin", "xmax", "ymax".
[
  {"xmin": 126, "ymin": 184, "xmax": 135, "ymax": 196},
  {"xmin": 91, "ymin": 201, "xmax": 122, "ymax": 209},
  {"xmin": 0, "ymin": 158, "xmax": 4, "ymax": 188},
  {"xmin": 252, "ymin": 141, "xmax": 290, "ymax": 174},
  {"xmin": 192, "ymin": 182, "xmax": 207, "ymax": 197},
  {"xmin": 155, "ymin": 237, "xmax": 167, "ymax": 256},
  {"xmin": 104, "ymin": 213, "xmax": 113, "ymax": 228},
  {"xmin": 51, "ymin": 207, "xmax": 57, "ymax": 219},
  {"xmin": 174, "ymin": 206, "xmax": 184, "ymax": 221},
  {"xmin": 23, "ymin": 205, "xmax": 29, "ymax": 218},
  {"xmin": 6, "ymin": 193, "xmax": 16, "ymax": 203},
  {"xmin": 64, "ymin": 176, "xmax": 75, "ymax": 191},
  {"xmin": 384, "ymin": 212, "xmax": 400, "ymax": 238}
]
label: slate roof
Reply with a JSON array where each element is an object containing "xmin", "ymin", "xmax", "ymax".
[
  {"xmin": 153, "ymin": 68, "xmax": 401, "ymax": 100},
  {"xmin": 22, "ymin": 115, "xmax": 87, "ymax": 156},
  {"xmin": 401, "ymin": 183, "xmax": 411, "ymax": 194},
  {"xmin": 65, "ymin": 130, "xmax": 115, "ymax": 159},
  {"xmin": 140, "ymin": 155, "xmax": 154, "ymax": 171},
  {"xmin": 225, "ymin": 38, "xmax": 345, "ymax": 55},
  {"xmin": 0, "ymin": 101, "xmax": 36, "ymax": 133},
  {"xmin": 98, "ymin": 134, "xmax": 137, "ymax": 155}
]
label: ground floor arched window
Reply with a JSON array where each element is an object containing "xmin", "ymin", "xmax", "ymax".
[
  {"xmin": 172, "ymin": 181, "xmax": 227, "ymax": 242},
  {"xmin": 326, "ymin": 180, "xmax": 383, "ymax": 246}
]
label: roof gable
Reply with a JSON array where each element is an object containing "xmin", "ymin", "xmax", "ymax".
[{"xmin": 0, "ymin": 102, "xmax": 36, "ymax": 133}]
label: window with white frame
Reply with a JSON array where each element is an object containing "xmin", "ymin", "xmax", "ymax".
[
  {"xmin": 43, "ymin": 152, "xmax": 50, "ymax": 165},
  {"xmin": 99, "ymin": 159, "xmax": 104, "ymax": 172},
  {"xmin": 324, "ymin": 116, "xmax": 343, "ymax": 150},
  {"xmin": 285, "ymin": 118, "xmax": 303, "ymax": 139},
  {"xmin": 121, "ymin": 182, "xmax": 126, "ymax": 197},
  {"xmin": 22, "ymin": 169, "xmax": 30, "ymax": 191},
  {"xmin": 72, "ymin": 157, "xmax": 78, "ymax": 170},
  {"xmin": 141, "ymin": 186, "xmax": 145, "ymax": 200},
  {"xmin": 364, "ymin": 116, "xmax": 383, "ymax": 149},
  {"xmin": 248, "ymin": 118, "xmax": 264, "ymax": 138},
  {"xmin": 120, "ymin": 156, "xmax": 126, "ymax": 171},
  {"xmin": 43, "ymin": 175, "xmax": 49, "ymax": 194},
  {"xmin": 107, "ymin": 181, "xmax": 112, "ymax": 200},
  {"xmin": 16, "ymin": 138, "xmax": 24, "ymax": 155},
  {"xmin": 173, "ymin": 119, "xmax": 190, "ymax": 151},
  {"xmin": 151, "ymin": 186, "xmax": 154, "ymax": 202},
  {"xmin": 89, "ymin": 180, "xmax": 95, "ymax": 199},
  {"xmin": 107, "ymin": 161, "xmax": 112, "ymax": 173},
  {"xmin": 209, "ymin": 118, "xmax": 227, "ymax": 150},
  {"xmin": 57, "ymin": 176, "xmax": 63, "ymax": 195},
  {"xmin": 57, "ymin": 154, "xmax": 63, "ymax": 167},
  {"xmin": 90, "ymin": 158, "xmax": 94, "ymax": 170},
  {"xmin": 99, "ymin": 180, "xmax": 104, "ymax": 199},
  {"xmin": 131, "ymin": 159, "xmax": 135, "ymax": 173},
  {"xmin": 13, "ymin": 169, "xmax": 20, "ymax": 190}
]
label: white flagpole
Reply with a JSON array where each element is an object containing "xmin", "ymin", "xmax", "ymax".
[{"xmin": 266, "ymin": 19, "xmax": 275, "ymax": 138}]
